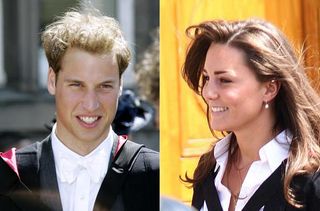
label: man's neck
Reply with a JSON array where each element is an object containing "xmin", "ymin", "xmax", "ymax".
[
  {"xmin": 54, "ymin": 125, "xmax": 109, "ymax": 156},
  {"xmin": 61, "ymin": 140, "xmax": 103, "ymax": 156}
]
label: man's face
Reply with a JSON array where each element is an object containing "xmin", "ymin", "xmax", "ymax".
[{"xmin": 48, "ymin": 48, "xmax": 121, "ymax": 145}]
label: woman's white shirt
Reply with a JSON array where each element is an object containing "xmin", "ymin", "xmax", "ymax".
[{"xmin": 200, "ymin": 130, "xmax": 292, "ymax": 211}]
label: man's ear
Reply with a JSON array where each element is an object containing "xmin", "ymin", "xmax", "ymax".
[
  {"xmin": 47, "ymin": 67, "xmax": 56, "ymax": 95},
  {"xmin": 263, "ymin": 80, "xmax": 281, "ymax": 102},
  {"xmin": 119, "ymin": 78, "xmax": 123, "ymax": 96}
]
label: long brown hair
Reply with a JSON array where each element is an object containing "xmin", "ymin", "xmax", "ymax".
[{"xmin": 182, "ymin": 19, "xmax": 320, "ymax": 207}]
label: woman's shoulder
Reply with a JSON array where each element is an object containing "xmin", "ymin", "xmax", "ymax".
[
  {"xmin": 292, "ymin": 171, "xmax": 320, "ymax": 187},
  {"xmin": 193, "ymin": 150, "xmax": 218, "ymax": 186},
  {"xmin": 197, "ymin": 150, "xmax": 217, "ymax": 169},
  {"xmin": 291, "ymin": 171, "xmax": 320, "ymax": 208}
]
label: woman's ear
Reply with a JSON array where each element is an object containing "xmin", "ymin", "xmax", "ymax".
[
  {"xmin": 264, "ymin": 80, "xmax": 281, "ymax": 102},
  {"xmin": 47, "ymin": 67, "xmax": 56, "ymax": 95}
]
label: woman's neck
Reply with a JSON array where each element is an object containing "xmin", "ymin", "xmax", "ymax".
[{"xmin": 233, "ymin": 117, "xmax": 279, "ymax": 165}]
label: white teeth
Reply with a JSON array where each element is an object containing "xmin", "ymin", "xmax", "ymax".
[
  {"xmin": 211, "ymin": 107, "xmax": 228, "ymax": 112},
  {"xmin": 79, "ymin": 116, "xmax": 98, "ymax": 124}
]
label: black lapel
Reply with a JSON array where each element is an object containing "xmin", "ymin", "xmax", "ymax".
[
  {"xmin": 203, "ymin": 168, "xmax": 223, "ymax": 211},
  {"xmin": 38, "ymin": 136, "xmax": 63, "ymax": 211},
  {"xmin": 94, "ymin": 133, "xmax": 122, "ymax": 210},
  {"xmin": 242, "ymin": 162, "xmax": 285, "ymax": 211}
]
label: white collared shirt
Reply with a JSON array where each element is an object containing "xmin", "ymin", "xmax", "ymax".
[
  {"xmin": 201, "ymin": 130, "xmax": 292, "ymax": 211},
  {"xmin": 51, "ymin": 123, "xmax": 114, "ymax": 211}
]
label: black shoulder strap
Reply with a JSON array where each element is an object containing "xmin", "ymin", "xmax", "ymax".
[{"xmin": 94, "ymin": 138, "xmax": 144, "ymax": 210}]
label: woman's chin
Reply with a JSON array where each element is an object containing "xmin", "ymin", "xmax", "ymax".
[{"xmin": 210, "ymin": 125, "xmax": 228, "ymax": 132}]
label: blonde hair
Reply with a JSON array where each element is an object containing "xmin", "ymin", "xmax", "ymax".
[
  {"xmin": 182, "ymin": 19, "xmax": 320, "ymax": 207},
  {"xmin": 135, "ymin": 28, "xmax": 159, "ymax": 105},
  {"xmin": 42, "ymin": 8, "xmax": 130, "ymax": 77}
]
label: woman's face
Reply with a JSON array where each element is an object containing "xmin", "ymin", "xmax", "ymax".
[{"xmin": 202, "ymin": 43, "xmax": 268, "ymax": 133}]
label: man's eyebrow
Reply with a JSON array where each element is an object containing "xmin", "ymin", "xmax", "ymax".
[
  {"xmin": 99, "ymin": 79, "xmax": 116, "ymax": 83},
  {"xmin": 64, "ymin": 79, "xmax": 117, "ymax": 85},
  {"xmin": 64, "ymin": 79, "xmax": 83, "ymax": 83}
]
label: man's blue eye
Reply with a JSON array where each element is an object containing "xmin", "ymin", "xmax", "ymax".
[{"xmin": 101, "ymin": 84, "xmax": 112, "ymax": 89}]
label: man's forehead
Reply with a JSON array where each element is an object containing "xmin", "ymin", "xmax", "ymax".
[
  {"xmin": 64, "ymin": 77, "xmax": 118, "ymax": 83},
  {"xmin": 59, "ymin": 48, "xmax": 117, "ymax": 66},
  {"xmin": 56, "ymin": 68, "xmax": 120, "ymax": 83}
]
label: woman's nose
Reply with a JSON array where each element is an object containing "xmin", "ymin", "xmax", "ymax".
[{"xmin": 202, "ymin": 81, "xmax": 219, "ymax": 101}]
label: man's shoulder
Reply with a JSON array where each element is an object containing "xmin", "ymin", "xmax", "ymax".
[
  {"xmin": 15, "ymin": 136, "xmax": 51, "ymax": 168},
  {"xmin": 16, "ymin": 136, "xmax": 50, "ymax": 155},
  {"xmin": 121, "ymin": 144, "xmax": 159, "ymax": 209},
  {"xmin": 130, "ymin": 144, "xmax": 159, "ymax": 173},
  {"xmin": 138, "ymin": 147, "xmax": 159, "ymax": 164},
  {"xmin": 16, "ymin": 142, "xmax": 39, "ymax": 155},
  {"xmin": 15, "ymin": 143, "xmax": 39, "ymax": 170}
]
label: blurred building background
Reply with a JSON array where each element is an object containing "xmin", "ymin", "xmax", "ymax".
[
  {"xmin": 0, "ymin": 0, "xmax": 159, "ymax": 152},
  {"xmin": 161, "ymin": 0, "xmax": 320, "ymax": 204}
]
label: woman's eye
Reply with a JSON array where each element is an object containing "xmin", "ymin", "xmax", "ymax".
[
  {"xmin": 203, "ymin": 75, "xmax": 209, "ymax": 81},
  {"xmin": 219, "ymin": 78, "xmax": 231, "ymax": 83}
]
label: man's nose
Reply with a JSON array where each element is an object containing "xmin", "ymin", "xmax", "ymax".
[{"xmin": 82, "ymin": 90, "xmax": 100, "ymax": 112}]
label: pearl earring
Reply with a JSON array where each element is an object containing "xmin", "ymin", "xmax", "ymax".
[{"xmin": 265, "ymin": 102, "xmax": 269, "ymax": 109}]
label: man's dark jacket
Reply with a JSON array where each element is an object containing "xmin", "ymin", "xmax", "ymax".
[{"xmin": 0, "ymin": 135, "xmax": 159, "ymax": 211}]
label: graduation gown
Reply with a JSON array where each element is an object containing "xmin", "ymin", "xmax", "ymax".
[{"xmin": 0, "ymin": 135, "xmax": 159, "ymax": 211}]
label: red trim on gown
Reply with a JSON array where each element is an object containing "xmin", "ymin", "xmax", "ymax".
[
  {"xmin": 0, "ymin": 148, "xmax": 19, "ymax": 177},
  {"xmin": 115, "ymin": 135, "xmax": 128, "ymax": 156}
]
